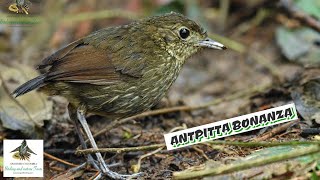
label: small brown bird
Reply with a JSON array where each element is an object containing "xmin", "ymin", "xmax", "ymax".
[{"xmin": 13, "ymin": 12, "xmax": 226, "ymax": 179}]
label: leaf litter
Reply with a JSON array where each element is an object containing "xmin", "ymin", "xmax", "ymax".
[{"xmin": 0, "ymin": 0, "xmax": 320, "ymax": 179}]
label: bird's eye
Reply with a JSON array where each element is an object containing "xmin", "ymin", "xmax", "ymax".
[{"xmin": 179, "ymin": 28, "xmax": 190, "ymax": 39}]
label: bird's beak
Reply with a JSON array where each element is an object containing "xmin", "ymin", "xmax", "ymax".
[{"xmin": 195, "ymin": 38, "xmax": 227, "ymax": 50}]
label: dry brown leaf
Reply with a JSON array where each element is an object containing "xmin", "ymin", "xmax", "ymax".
[{"xmin": 0, "ymin": 62, "xmax": 52, "ymax": 136}]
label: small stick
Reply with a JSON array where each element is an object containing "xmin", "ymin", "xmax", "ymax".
[
  {"xmin": 44, "ymin": 152, "xmax": 78, "ymax": 167},
  {"xmin": 279, "ymin": 0, "xmax": 320, "ymax": 32},
  {"xmin": 77, "ymin": 141, "xmax": 320, "ymax": 155},
  {"xmin": 76, "ymin": 144, "xmax": 166, "ymax": 155},
  {"xmin": 49, "ymin": 166, "xmax": 65, "ymax": 172},
  {"xmin": 132, "ymin": 146, "xmax": 165, "ymax": 173},
  {"xmin": 252, "ymin": 121, "xmax": 297, "ymax": 141},
  {"xmin": 193, "ymin": 146, "xmax": 209, "ymax": 160},
  {"xmin": 77, "ymin": 125, "xmax": 184, "ymax": 155},
  {"xmin": 88, "ymin": 171, "xmax": 101, "ymax": 180}
]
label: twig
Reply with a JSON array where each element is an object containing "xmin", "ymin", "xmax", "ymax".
[
  {"xmin": 252, "ymin": 121, "xmax": 297, "ymax": 141},
  {"xmin": 193, "ymin": 146, "xmax": 209, "ymax": 160},
  {"xmin": 76, "ymin": 144, "xmax": 166, "ymax": 155},
  {"xmin": 223, "ymin": 0, "xmax": 278, "ymax": 28},
  {"xmin": 277, "ymin": 129, "xmax": 301, "ymax": 138},
  {"xmin": 77, "ymin": 140, "xmax": 320, "ymax": 155},
  {"xmin": 168, "ymin": 124, "xmax": 188, "ymax": 133},
  {"xmin": 279, "ymin": 0, "xmax": 320, "ymax": 32},
  {"xmin": 208, "ymin": 140, "xmax": 320, "ymax": 147},
  {"xmin": 219, "ymin": 0, "xmax": 230, "ymax": 29},
  {"xmin": 132, "ymin": 146, "xmax": 165, "ymax": 173},
  {"xmin": 173, "ymin": 144, "xmax": 320, "ymax": 179},
  {"xmin": 78, "ymin": 125, "xmax": 186, "ymax": 155},
  {"xmin": 79, "ymin": 125, "xmax": 184, "ymax": 171},
  {"xmin": 49, "ymin": 166, "xmax": 65, "ymax": 172},
  {"xmin": 44, "ymin": 152, "xmax": 78, "ymax": 167},
  {"xmin": 91, "ymin": 83, "xmax": 271, "ymax": 140},
  {"xmin": 88, "ymin": 171, "xmax": 100, "ymax": 180},
  {"xmin": 233, "ymin": 8, "xmax": 271, "ymax": 36}
]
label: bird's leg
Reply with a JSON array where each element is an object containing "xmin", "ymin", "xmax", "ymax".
[
  {"xmin": 76, "ymin": 105, "xmax": 143, "ymax": 179},
  {"xmin": 68, "ymin": 104, "xmax": 99, "ymax": 170},
  {"xmin": 76, "ymin": 106, "xmax": 108, "ymax": 173}
]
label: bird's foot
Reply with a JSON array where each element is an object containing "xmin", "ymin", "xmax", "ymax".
[
  {"xmin": 106, "ymin": 162, "xmax": 122, "ymax": 168},
  {"xmin": 74, "ymin": 107, "xmax": 143, "ymax": 179},
  {"xmin": 95, "ymin": 161, "xmax": 143, "ymax": 180},
  {"xmin": 102, "ymin": 171, "xmax": 143, "ymax": 180},
  {"xmin": 87, "ymin": 159, "xmax": 122, "ymax": 169}
]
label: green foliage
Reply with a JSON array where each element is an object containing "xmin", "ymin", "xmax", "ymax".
[
  {"xmin": 153, "ymin": 0, "xmax": 184, "ymax": 15},
  {"xmin": 123, "ymin": 131, "xmax": 133, "ymax": 139},
  {"xmin": 294, "ymin": 0, "xmax": 320, "ymax": 19},
  {"xmin": 311, "ymin": 171, "xmax": 319, "ymax": 180}
]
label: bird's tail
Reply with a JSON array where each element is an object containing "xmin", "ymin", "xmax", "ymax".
[{"xmin": 12, "ymin": 75, "xmax": 46, "ymax": 97}]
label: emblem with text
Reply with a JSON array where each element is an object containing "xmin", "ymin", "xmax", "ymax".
[
  {"xmin": 3, "ymin": 139, "xmax": 43, "ymax": 177},
  {"xmin": 164, "ymin": 103, "xmax": 298, "ymax": 150}
]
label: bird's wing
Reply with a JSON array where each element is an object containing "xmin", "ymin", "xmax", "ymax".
[
  {"xmin": 10, "ymin": 146, "xmax": 20, "ymax": 153},
  {"xmin": 41, "ymin": 41, "xmax": 124, "ymax": 85},
  {"xmin": 26, "ymin": 146, "xmax": 36, "ymax": 155},
  {"xmin": 38, "ymin": 27, "xmax": 151, "ymax": 85}
]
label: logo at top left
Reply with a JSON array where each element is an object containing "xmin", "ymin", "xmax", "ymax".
[
  {"xmin": 3, "ymin": 139, "xmax": 43, "ymax": 177},
  {"xmin": 8, "ymin": 0, "xmax": 32, "ymax": 15}
]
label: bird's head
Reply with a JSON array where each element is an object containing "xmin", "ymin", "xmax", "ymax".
[{"xmin": 142, "ymin": 12, "xmax": 226, "ymax": 61}]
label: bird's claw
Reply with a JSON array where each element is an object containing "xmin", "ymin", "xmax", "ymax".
[{"xmin": 104, "ymin": 171, "xmax": 143, "ymax": 180}]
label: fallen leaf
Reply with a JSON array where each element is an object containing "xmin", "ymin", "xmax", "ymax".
[
  {"xmin": 291, "ymin": 68, "xmax": 320, "ymax": 126},
  {"xmin": 0, "ymin": 62, "xmax": 52, "ymax": 137},
  {"xmin": 276, "ymin": 27, "xmax": 320, "ymax": 66}
]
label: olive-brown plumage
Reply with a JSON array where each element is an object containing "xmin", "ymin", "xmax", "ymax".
[
  {"xmin": 13, "ymin": 12, "xmax": 226, "ymax": 179},
  {"xmin": 14, "ymin": 12, "xmax": 225, "ymax": 119}
]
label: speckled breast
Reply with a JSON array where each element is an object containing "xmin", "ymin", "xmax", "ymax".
[{"xmin": 86, "ymin": 56, "xmax": 184, "ymax": 118}]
